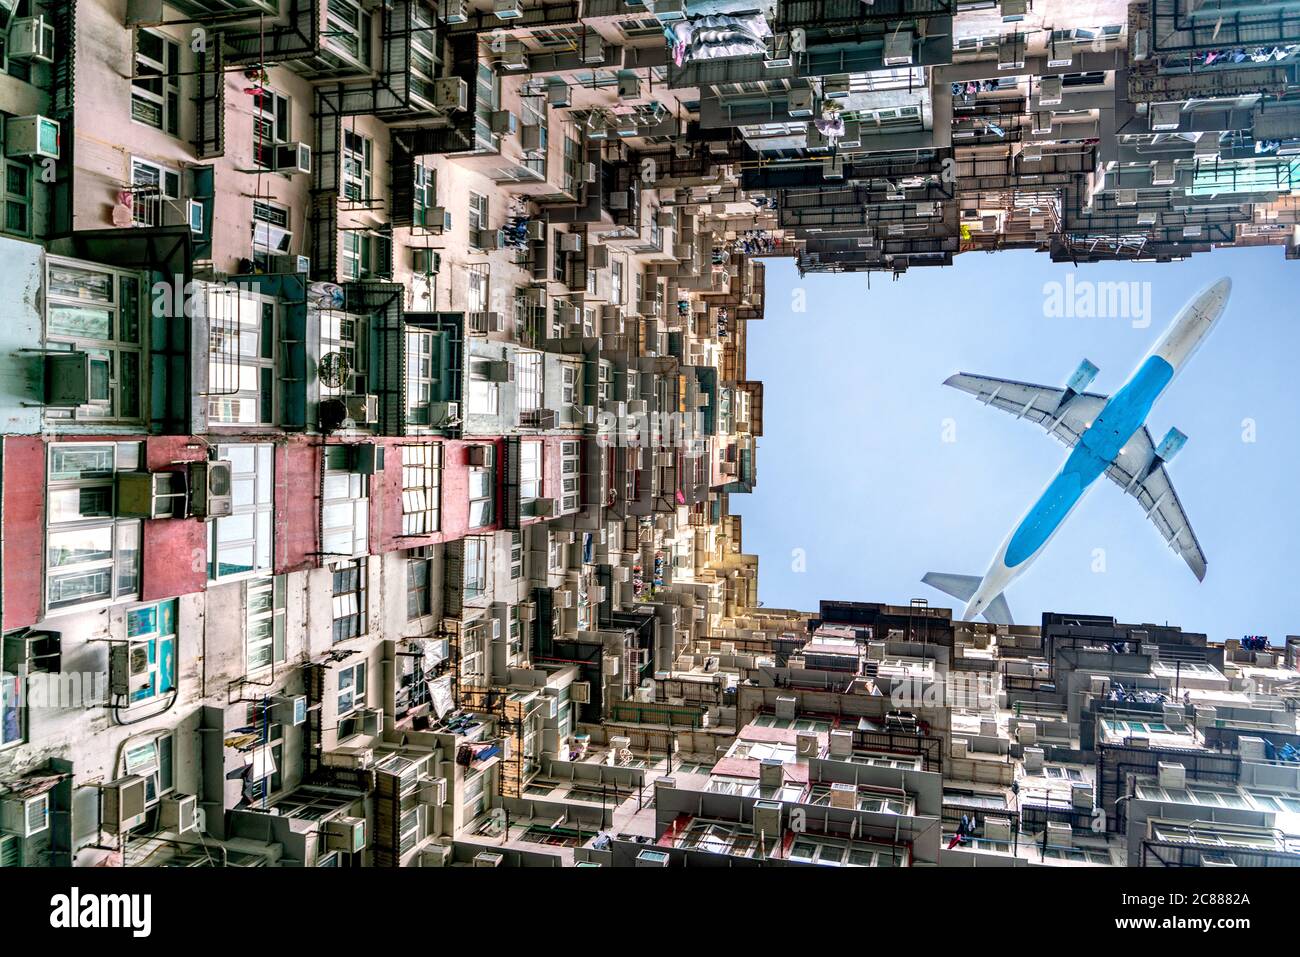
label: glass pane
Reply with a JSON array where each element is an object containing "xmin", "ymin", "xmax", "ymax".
[
  {"xmin": 48, "ymin": 305, "xmax": 112, "ymax": 340},
  {"xmin": 48, "ymin": 526, "xmax": 113, "ymax": 566}
]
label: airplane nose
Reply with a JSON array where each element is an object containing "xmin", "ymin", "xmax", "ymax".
[{"xmin": 1212, "ymin": 277, "xmax": 1232, "ymax": 299}]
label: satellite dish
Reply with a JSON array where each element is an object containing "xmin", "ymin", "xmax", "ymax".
[{"xmin": 318, "ymin": 351, "xmax": 351, "ymax": 388}]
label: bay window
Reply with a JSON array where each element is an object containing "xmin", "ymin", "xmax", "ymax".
[{"xmin": 45, "ymin": 258, "xmax": 145, "ymax": 424}]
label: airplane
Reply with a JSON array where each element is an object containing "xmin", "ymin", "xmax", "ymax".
[{"xmin": 923, "ymin": 277, "xmax": 1231, "ymax": 625}]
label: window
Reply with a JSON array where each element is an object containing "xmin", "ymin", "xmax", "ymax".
[
  {"xmin": 407, "ymin": 554, "xmax": 432, "ymax": 619},
  {"xmin": 129, "ymin": 157, "xmax": 181, "ymax": 228},
  {"xmin": 2, "ymin": 636, "xmax": 26, "ymax": 749},
  {"xmin": 2, "ymin": 157, "xmax": 31, "ymax": 237},
  {"xmin": 469, "ymin": 457, "xmax": 495, "ymax": 528},
  {"xmin": 322, "ymin": 446, "xmax": 369, "ymax": 558},
  {"xmin": 319, "ymin": 310, "xmax": 367, "ymax": 401},
  {"xmin": 44, "ymin": 259, "xmax": 145, "ymax": 423},
  {"xmin": 245, "ymin": 720, "xmax": 283, "ymax": 802},
  {"xmin": 520, "ymin": 440, "xmax": 542, "ymax": 500},
  {"xmin": 253, "ymin": 87, "xmax": 291, "ymax": 169},
  {"xmin": 208, "ymin": 443, "xmax": 274, "ymax": 581},
  {"xmin": 516, "ymin": 351, "xmax": 542, "ymax": 415},
  {"xmin": 132, "ymin": 30, "xmax": 180, "ymax": 135},
  {"xmin": 560, "ymin": 440, "xmax": 580, "ymax": 514},
  {"xmin": 611, "ymin": 259, "xmax": 623, "ymax": 304},
  {"xmin": 342, "ymin": 129, "xmax": 373, "ymax": 202},
  {"xmin": 413, "ymin": 163, "xmax": 436, "ymax": 227},
  {"xmin": 401, "ymin": 443, "xmax": 442, "ymax": 535},
  {"xmin": 408, "ymin": 2, "xmax": 439, "ymax": 104},
  {"xmin": 468, "ymin": 191, "xmax": 488, "ymax": 240},
  {"xmin": 510, "ymin": 530, "xmax": 523, "ymax": 581},
  {"xmin": 468, "ymin": 362, "xmax": 500, "ymax": 417},
  {"xmin": 251, "ymin": 200, "xmax": 292, "ymax": 269},
  {"xmin": 123, "ymin": 600, "xmax": 178, "ymax": 703},
  {"xmin": 336, "ymin": 660, "xmax": 367, "ymax": 717},
  {"xmin": 46, "ymin": 443, "xmax": 143, "ymax": 612},
  {"xmin": 206, "ymin": 285, "xmax": 277, "ymax": 426},
  {"xmin": 561, "ymin": 361, "xmax": 579, "ymax": 405},
  {"xmin": 245, "ymin": 575, "xmax": 286, "ymax": 673},
  {"xmin": 405, "ymin": 330, "xmax": 435, "ymax": 425},
  {"xmin": 467, "ymin": 264, "xmax": 489, "ymax": 312},
  {"xmin": 331, "ymin": 559, "xmax": 368, "ymax": 642},
  {"xmin": 325, "ymin": 0, "xmax": 372, "ymax": 66}
]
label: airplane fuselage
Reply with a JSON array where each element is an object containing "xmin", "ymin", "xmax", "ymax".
[{"xmin": 963, "ymin": 279, "xmax": 1230, "ymax": 621}]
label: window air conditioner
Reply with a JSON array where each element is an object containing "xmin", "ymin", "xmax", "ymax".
[
  {"xmin": 520, "ymin": 123, "xmax": 543, "ymax": 152},
  {"xmin": 440, "ymin": 0, "xmax": 468, "ymax": 24},
  {"xmin": 502, "ymin": 47, "xmax": 529, "ymax": 71},
  {"xmin": 325, "ymin": 816, "xmax": 368, "ymax": 853},
  {"xmin": 999, "ymin": 0, "xmax": 1027, "ymax": 21},
  {"xmin": 882, "ymin": 31, "xmax": 913, "ymax": 66},
  {"xmin": 411, "ymin": 248, "xmax": 441, "ymax": 274},
  {"xmin": 115, "ymin": 470, "xmax": 188, "ymax": 520},
  {"xmin": 1, "ymin": 792, "xmax": 50, "ymax": 839},
  {"xmin": 1038, "ymin": 76, "xmax": 1063, "ymax": 106},
  {"xmin": 559, "ymin": 233, "xmax": 583, "ymax": 253},
  {"xmin": 433, "ymin": 76, "xmax": 468, "ymax": 112},
  {"xmin": 344, "ymin": 393, "xmax": 379, "ymax": 426},
  {"xmin": 419, "ymin": 778, "xmax": 447, "ymax": 806},
  {"xmin": 8, "ymin": 17, "xmax": 54, "ymax": 63},
  {"xmin": 548, "ymin": 81, "xmax": 571, "ymax": 107},
  {"xmin": 188, "ymin": 459, "xmax": 234, "ymax": 520},
  {"xmin": 272, "ymin": 142, "xmax": 312, "ymax": 175},
  {"xmin": 3, "ymin": 114, "xmax": 60, "ymax": 160},
  {"xmin": 1150, "ymin": 102, "xmax": 1181, "ymax": 132},
  {"xmin": 493, "ymin": 0, "xmax": 522, "ymax": 19},
  {"xmin": 580, "ymin": 33, "xmax": 603, "ymax": 64},
  {"xmin": 159, "ymin": 794, "xmax": 198, "ymax": 833},
  {"xmin": 102, "ymin": 777, "xmax": 149, "ymax": 834},
  {"xmin": 466, "ymin": 444, "xmax": 493, "ymax": 467},
  {"xmin": 587, "ymin": 243, "xmax": 609, "ymax": 268},
  {"xmin": 490, "ymin": 111, "xmax": 518, "ymax": 135},
  {"xmin": 269, "ymin": 254, "xmax": 310, "ymax": 274},
  {"xmin": 427, "ymin": 206, "xmax": 451, "ymax": 232},
  {"xmin": 998, "ymin": 36, "xmax": 1025, "ymax": 70},
  {"xmin": 570, "ymin": 681, "xmax": 591, "ymax": 704},
  {"xmin": 787, "ymin": 88, "xmax": 814, "ymax": 117},
  {"xmin": 476, "ymin": 228, "xmax": 505, "ymax": 250}
]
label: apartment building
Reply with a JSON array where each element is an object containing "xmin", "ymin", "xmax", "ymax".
[{"xmin": 0, "ymin": 0, "xmax": 1295, "ymax": 870}]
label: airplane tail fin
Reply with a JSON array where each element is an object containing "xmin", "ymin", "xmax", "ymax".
[{"xmin": 921, "ymin": 572, "xmax": 1015, "ymax": 626}]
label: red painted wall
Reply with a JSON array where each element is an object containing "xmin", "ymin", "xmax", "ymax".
[
  {"xmin": 2, "ymin": 436, "xmax": 46, "ymax": 631},
  {"xmin": 140, "ymin": 437, "xmax": 208, "ymax": 601},
  {"xmin": 275, "ymin": 437, "xmax": 322, "ymax": 574}
]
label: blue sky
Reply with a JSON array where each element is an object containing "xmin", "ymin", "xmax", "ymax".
[{"xmin": 734, "ymin": 245, "xmax": 1300, "ymax": 642}]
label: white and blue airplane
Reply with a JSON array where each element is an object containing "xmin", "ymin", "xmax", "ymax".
[{"xmin": 924, "ymin": 277, "xmax": 1231, "ymax": 624}]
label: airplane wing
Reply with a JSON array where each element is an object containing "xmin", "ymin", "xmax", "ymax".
[
  {"xmin": 944, "ymin": 373, "xmax": 1109, "ymax": 449},
  {"xmin": 1104, "ymin": 427, "xmax": 1207, "ymax": 581}
]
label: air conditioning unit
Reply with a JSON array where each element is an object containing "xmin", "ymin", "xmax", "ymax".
[
  {"xmin": 606, "ymin": 190, "xmax": 629, "ymax": 211},
  {"xmin": 559, "ymin": 232, "xmax": 583, "ymax": 253},
  {"xmin": 411, "ymin": 248, "xmax": 441, "ymax": 274},
  {"xmin": 548, "ymin": 81, "xmax": 571, "ymax": 107},
  {"xmin": 1150, "ymin": 102, "xmax": 1182, "ymax": 132},
  {"xmin": 1021, "ymin": 144, "xmax": 1043, "ymax": 162},
  {"xmin": 264, "ymin": 253, "xmax": 307, "ymax": 275},
  {"xmin": 580, "ymin": 33, "xmax": 603, "ymax": 64},
  {"xmin": 490, "ymin": 110, "xmax": 518, "ymax": 135},
  {"xmin": 476, "ymin": 228, "xmax": 505, "ymax": 250},
  {"xmin": 618, "ymin": 73, "xmax": 640, "ymax": 99},
  {"xmin": 652, "ymin": 0, "xmax": 685, "ymax": 20},
  {"xmin": 361, "ymin": 707, "xmax": 385, "ymax": 736},
  {"xmin": 588, "ymin": 244, "xmax": 609, "ymax": 268},
  {"xmin": 786, "ymin": 88, "xmax": 815, "ymax": 118},
  {"xmin": 821, "ymin": 76, "xmax": 849, "ymax": 99},
  {"xmin": 8, "ymin": 16, "xmax": 55, "ymax": 63},
  {"xmin": 882, "ymin": 31, "xmax": 914, "ymax": 66},
  {"xmin": 440, "ymin": 0, "xmax": 468, "ymax": 24},
  {"xmin": 1038, "ymin": 76, "xmax": 1064, "ymax": 106},
  {"xmin": 1114, "ymin": 188, "xmax": 1138, "ymax": 206},
  {"xmin": 419, "ymin": 778, "xmax": 447, "ymax": 806},
  {"xmin": 502, "ymin": 47, "xmax": 529, "ymax": 71},
  {"xmin": 159, "ymin": 794, "xmax": 198, "ymax": 833},
  {"xmin": 188, "ymin": 459, "xmax": 234, "ymax": 520},
  {"xmin": 486, "ymin": 359, "xmax": 513, "ymax": 382},
  {"xmin": 493, "ymin": 0, "xmax": 522, "ymax": 19},
  {"xmin": 426, "ymin": 206, "xmax": 452, "ymax": 233},
  {"xmin": 115, "ymin": 470, "xmax": 188, "ymax": 520},
  {"xmin": 3, "ymin": 114, "xmax": 59, "ymax": 160},
  {"xmin": 321, "ymin": 747, "xmax": 373, "ymax": 769},
  {"xmin": 1031, "ymin": 111, "xmax": 1054, "ymax": 135},
  {"xmin": 3, "ymin": 630, "xmax": 60, "ymax": 675},
  {"xmin": 1151, "ymin": 160, "xmax": 1177, "ymax": 186},
  {"xmin": 569, "ymin": 680, "xmax": 591, "ymax": 704},
  {"xmin": 520, "ymin": 123, "xmax": 543, "ymax": 152},
  {"xmin": 275, "ymin": 694, "xmax": 309, "ymax": 726},
  {"xmin": 272, "ymin": 142, "xmax": 312, "ymax": 175},
  {"xmin": 524, "ymin": 408, "xmax": 556, "ymax": 429},
  {"xmin": 527, "ymin": 496, "xmax": 555, "ymax": 516},
  {"xmin": 998, "ymin": 36, "xmax": 1025, "ymax": 70},
  {"xmin": 1, "ymin": 792, "xmax": 50, "ymax": 839},
  {"xmin": 325, "ymin": 816, "xmax": 368, "ymax": 853},
  {"xmin": 466, "ymin": 444, "xmax": 493, "ymax": 467},
  {"xmin": 474, "ymin": 850, "xmax": 505, "ymax": 867},
  {"xmin": 999, "ymin": 0, "xmax": 1027, "ymax": 21},
  {"xmin": 102, "ymin": 777, "xmax": 148, "ymax": 834},
  {"xmin": 433, "ymin": 76, "xmax": 468, "ymax": 112}
]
